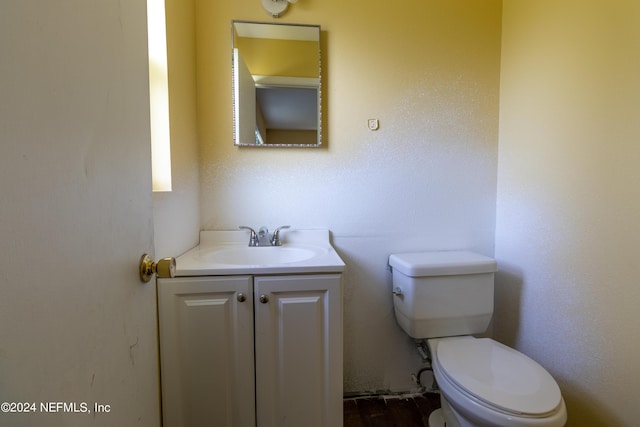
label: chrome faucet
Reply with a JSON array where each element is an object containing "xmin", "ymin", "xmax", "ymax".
[
  {"xmin": 239, "ymin": 225, "xmax": 290, "ymax": 247},
  {"xmin": 238, "ymin": 226, "xmax": 259, "ymax": 246},
  {"xmin": 258, "ymin": 226, "xmax": 271, "ymax": 246},
  {"xmin": 270, "ymin": 225, "xmax": 290, "ymax": 246}
]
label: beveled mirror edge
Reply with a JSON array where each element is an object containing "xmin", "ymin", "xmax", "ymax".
[{"xmin": 231, "ymin": 20, "xmax": 323, "ymax": 148}]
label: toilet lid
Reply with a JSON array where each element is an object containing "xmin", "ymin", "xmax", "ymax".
[{"xmin": 437, "ymin": 338, "xmax": 562, "ymax": 416}]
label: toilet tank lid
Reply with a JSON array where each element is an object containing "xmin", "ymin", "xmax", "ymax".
[{"xmin": 389, "ymin": 251, "xmax": 497, "ymax": 277}]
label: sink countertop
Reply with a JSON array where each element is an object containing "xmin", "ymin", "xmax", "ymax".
[{"xmin": 175, "ymin": 229, "xmax": 346, "ymax": 276}]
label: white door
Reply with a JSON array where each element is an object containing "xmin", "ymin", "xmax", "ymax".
[
  {"xmin": 254, "ymin": 275, "xmax": 343, "ymax": 427},
  {"xmin": 0, "ymin": 2, "xmax": 159, "ymax": 426},
  {"xmin": 157, "ymin": 276, "xmax": 255, "ymax": 427}
]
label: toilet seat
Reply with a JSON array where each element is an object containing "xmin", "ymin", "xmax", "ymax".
[{"xmin": 435, "ymin": 337, "xmax": 562, "ymax": 417}]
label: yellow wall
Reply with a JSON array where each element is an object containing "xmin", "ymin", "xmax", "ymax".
[
  {"xmin": 153, "ymin": 0, "xmax": 200, "ymax": 257},
  {"xmin": 236, "ymin": 37, "xmax": 319, "ymax": 77},
  {"xmin": 497, "ymin": 0, "xmax": 640, "ymax": 425},
  {"xmin": 195, "ymin": 0, "xmax": 501, "ymax": 393}
]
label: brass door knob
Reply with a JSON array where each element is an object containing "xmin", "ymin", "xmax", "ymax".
[{"xmin": 139, "ymin": 254, "xmax": 176, "ymax": 283}]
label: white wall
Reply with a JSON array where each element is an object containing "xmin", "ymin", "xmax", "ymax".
[
  {"xmin": 496, "ymin": 1, "xmax": 640, "ymax": 425},
  {"xmin": 196, "ymin": 0, "xmax": 502, "ymax": 393}
]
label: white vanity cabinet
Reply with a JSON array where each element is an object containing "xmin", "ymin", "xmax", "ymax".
[{"xmin": 157, "ymin": 273, "xmax": 343, "ymax": 427}]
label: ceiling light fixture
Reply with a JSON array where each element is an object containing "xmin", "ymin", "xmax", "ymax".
[{"xmin": 262, "ymin": 0, "xmax": 297, "ymax": 18}]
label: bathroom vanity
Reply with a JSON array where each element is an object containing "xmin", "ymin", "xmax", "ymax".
[{"xmin": 157, "ymin": 230, "xmax": 345, "ymax": 427}]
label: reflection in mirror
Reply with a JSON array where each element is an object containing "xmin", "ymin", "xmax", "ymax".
[{"xmin": 232, "ymin": 21, "xmax": 321, "ymax": 147}]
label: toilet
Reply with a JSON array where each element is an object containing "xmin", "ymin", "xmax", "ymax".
[{"xmin": 389, "ymin": 251, "xmax": 567, "ymax": 427}]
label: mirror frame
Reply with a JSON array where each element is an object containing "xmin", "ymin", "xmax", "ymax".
[{"xmin": 231, "ymin": 20, "xmax": 322, "ymax": 148}]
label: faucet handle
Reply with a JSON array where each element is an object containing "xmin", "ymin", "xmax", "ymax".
[
  {"xmin": 271, "ymin": 225, "xmax": 291, "ymax": 246},
  {"xmin": 238, "ymin": 226, "xmax": 259, "ymax": 246}
]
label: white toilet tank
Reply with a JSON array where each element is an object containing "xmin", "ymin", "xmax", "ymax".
[{"xmin": 389, "ymin": 251, "xmax": 497, "ymax": 339}]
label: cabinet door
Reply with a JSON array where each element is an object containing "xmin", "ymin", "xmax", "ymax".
[
  {"xmin": 158, "ymin": 276, "xmax": 255, "ymax": 427},
  {"xmin": 254, "ymin": 274, "xmax": 343, "ymax": 427}
]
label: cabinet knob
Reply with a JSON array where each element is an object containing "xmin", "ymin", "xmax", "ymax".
[
  {"xmin": 237, "ymin": 293, "xmax": 246, "ymax": 303},
  {"xmin": 259, "ymin": 294, "xmax": 269, "ymax": 304}
]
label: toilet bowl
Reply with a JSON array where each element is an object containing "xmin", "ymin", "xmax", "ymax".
[
  {"xmin": 428, "ymin": 336, "xmax": 567, "ymax": 427},
  {"xmin": 388, "ymin": 251, "xmax": 567, "ymax": 427}
]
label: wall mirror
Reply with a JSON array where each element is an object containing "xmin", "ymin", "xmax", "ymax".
[{"xmin": 232, "ymin": 21, "xmax": 322, "ymax": 147}]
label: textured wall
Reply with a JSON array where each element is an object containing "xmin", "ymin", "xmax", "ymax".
[
  {"xmin": 496, "ymin": 1, "xmax": 640, "ymax": 425},
  {"xmin": 196, "ymin": 0, "xmax": 501, "ymax": 392},
  {"xmin": 153, "ymin": 0, "xmax": 201, "ymax": 259}
]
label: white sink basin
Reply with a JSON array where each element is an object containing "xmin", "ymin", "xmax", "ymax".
[
  {"xmin": 175, "ymin": 229, "xmax": 345, "ymax": 276},
  {"xmin": 202, "ymin": 245, "xmax": 329, "ymax": 266}
]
